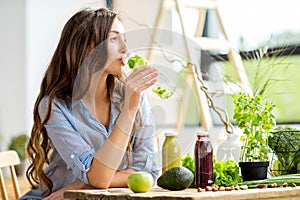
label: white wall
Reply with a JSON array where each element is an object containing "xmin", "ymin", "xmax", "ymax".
[
  {"xmin": 25, "ymin": 0, "xmax": 106, "ymax": 134},
  {"xmin": 0, "ymin": 0, "xmax": 168, "ymax": 151},
  {"xmin": 114, "ymin": 0, "xmax": 162, "ymax": 31},
  {"xmin": 0, "ymin": 0, "xmax": 106, "ymax": 150},
  {"xmin": 0, "ymin": 0, "xmax": 26, "ymax": 150}
]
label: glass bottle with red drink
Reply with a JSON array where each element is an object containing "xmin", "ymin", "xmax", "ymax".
[{"xmin": 194, "ymin": 131, "xmax": 214, "ymax": 188}]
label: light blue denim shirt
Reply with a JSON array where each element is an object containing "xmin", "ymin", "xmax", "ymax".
[{"xmin": 20, "ymin": 83, "xmax": 159, "ymax": 200}]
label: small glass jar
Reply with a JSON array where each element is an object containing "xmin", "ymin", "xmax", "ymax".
[{"xmin": 162, "ymin": 132, "xmax": 181, "ymax": 173}]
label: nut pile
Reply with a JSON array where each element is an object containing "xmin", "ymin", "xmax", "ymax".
[
  {"xmin": 257, "ymin": 182, "xmax": 297, "ymax": 189},
  {"xmin": 197, "ymin": 184, "xmax": 248, "ymax": 192},
  {"xmin": 197, "ymin": 182, "xmax": 297, "ymax": 192}
]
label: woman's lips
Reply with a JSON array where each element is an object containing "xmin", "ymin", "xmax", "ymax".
[{"xmin": 119, "ymin": 58, "xmax": 125, "ymax": 65}]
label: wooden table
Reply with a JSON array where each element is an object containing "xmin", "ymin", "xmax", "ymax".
[{"xmin": 64, "ymin": 187, "xmax": 300, "ymax": 200}]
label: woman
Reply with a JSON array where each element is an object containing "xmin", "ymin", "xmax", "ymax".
[{"xmin": 20, "ymin": 7, "xmax": 159, "ymax": 200}]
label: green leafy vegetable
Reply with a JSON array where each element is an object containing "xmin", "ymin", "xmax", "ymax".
[
  {"xmin": 152, "ymin": 86, "xmax": 172, "ymax": 99},
  {"xmin": 181, "ymin": 153, "xmax": 194, "ymax": 173},
  {"xmin": 127, "ymin": 54, "xmax": 149, "ymax": 70},
  {"xmin": 181, "ymin": 153, "xmax": 242, "ymax": 187},
  {"xmin": 213, "ymin": 157, "xmax": 242, "ymax": 186},
  {"xmin": 181, "ymin": 153, "xmax": 195, "ymax": 188},
  {"xmin": 268, "ymin": 126, "xmax": 300, "ymax": 175}
]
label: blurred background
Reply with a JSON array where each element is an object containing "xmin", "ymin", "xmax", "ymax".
[{"xmin": 1, "ymin": 0, "xmax": 300, "ymax": 156}]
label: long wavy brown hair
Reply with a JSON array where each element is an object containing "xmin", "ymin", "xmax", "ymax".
[{"xmin": 26, "ymin": 7, "xmax": 118, "ymax": 195}]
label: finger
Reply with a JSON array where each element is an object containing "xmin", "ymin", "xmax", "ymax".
[
  {"xmin": 125, "ymin": 72, "xmax": 158, "ymax": 96},
  {"xmin": 136, "ymin": 78, "xmax": 158, "ymax": 93},
  {"xmin": 136, "ymin": 71, "xmax": 159, "ymax": 85},
  {"xmin": 128, "ymin": 66, "xmax": 156, "ymax": 80},
  {"xmin": 124, "ymin": 78, "xmax": 157, "ymax": 105}
]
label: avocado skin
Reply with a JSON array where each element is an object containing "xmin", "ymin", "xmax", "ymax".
[{"xmin": 157, "ymin": 166, "xmax": 194, "ymax": 191}]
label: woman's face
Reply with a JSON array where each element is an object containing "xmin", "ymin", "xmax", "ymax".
[{"xmin": 105, "ymin": 18, "xmax": 128, "ymax": 76}]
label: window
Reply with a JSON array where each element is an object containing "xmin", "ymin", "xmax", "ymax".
[{"xmin": 171, "ymin": 0, "xmax": 300, "ymax": 124}]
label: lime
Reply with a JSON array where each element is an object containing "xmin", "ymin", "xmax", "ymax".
[{"xmin": 127, "ymin": 172, "xmax": 154, "ymax": 193}]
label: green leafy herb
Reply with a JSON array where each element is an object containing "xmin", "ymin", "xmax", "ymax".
[
  {"xmin": 152, "ymin": 86, "xmax": 172, "ymax": 99},
  {"xmin": 127, "ymin": 54, "xmax": 148, "ymax": 70},
  {"xmin": 268, "ymin": 126, "xmax": 300, "ymax": 175},
  {"xmin": 233, "ymin": 93, "xmax": 276, "ymax": 162}
]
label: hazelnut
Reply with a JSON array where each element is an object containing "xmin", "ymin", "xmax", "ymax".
[
  {"xmin": 234, "ymin": 185, "xmax": 240, "ymax": 190},
  {"xmin": 257, "ymin": 184, "xmax": 268, "ymax": 189},
  {"xmin": 271, "ymin": 183, "xmax": 277, "ymax": 188},
  {"xmin": 219, "ymin": 186, "xmax": 225, "ymax": 191},
  {"xmin": 205, "ymin": 186, "xmax": 213, "ymax": 191},
  {"xmin": 282, "ymin": 182, "xmax": 288, "ymax": 188},
  {"xmin": 225, "ymin": 186, "xmax": 233, "ymax": 191},
  {"xmin": 240, "ymin": 185, "xmax": 248, "ymax": 190},
  {"xmin": 291, "ymin": 183, "xmax": 297, "ymax": 188}
]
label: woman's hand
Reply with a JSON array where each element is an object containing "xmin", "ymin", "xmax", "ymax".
[
  {"xmin": 43, "ymin": 179, "xmax": 93, "ymax": 200},
  {"xmin": 123, "ymin": 66, "xmax": 158, "ymax": 117}
]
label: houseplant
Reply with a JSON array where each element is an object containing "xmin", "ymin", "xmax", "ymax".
[
  {"xmin": 8, "ymin": 133, "xmax": 29, "ymax": 176},
  {"xmin": 233, "ymin": 93, "xmax": 276, "ymax": 181},
  {"xmin": 268, "ymin": 126, "xmax": 300, "ymax": 175}
]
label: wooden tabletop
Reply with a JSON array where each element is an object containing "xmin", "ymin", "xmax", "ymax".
[{"xmin": 64, "ymin": 186, "xmax": 300, "ymax": 200}]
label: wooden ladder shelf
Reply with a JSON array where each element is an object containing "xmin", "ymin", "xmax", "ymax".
[{"xmin": 148, "ymin": 0, "xmax": 252, "ymax": 132}]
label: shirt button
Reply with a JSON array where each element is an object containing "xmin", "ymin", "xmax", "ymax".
[{"xmin": 71, "ymin": 155, "xmax": 75, "ymax": 159}]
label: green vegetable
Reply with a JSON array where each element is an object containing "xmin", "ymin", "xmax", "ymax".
[
  {"xmin": 152, "ymin": 86, "xmax": 172, "ymax": 99},
  {"xmin": 181, "ymin": 153, "xmax": 194, "ymax": 172},
  {"xmin": 127, "ymin": 54, "xmax": 149, "ymax": 70},
  {"xmin": 181, "ymin": 154, "xmax": 242, "ymax": 187},
  {"xmin": 213, "ymin": 157, "xmax": 242, "ymax": 186},
  {"xmin": 181, "ymin": 153, "xmax": 195, "ymax": 188},
  {"xmin": 157, "ymin": 166, "xmax": 194, "ymax": 191},
  {"xmin": 238, "ymin": 174, "xmax": 300, "ymax": 188},
  {"xmin": 233, "ymin": 93, "xmax": 276, "ymax": 162},
  {"xmin": 271, "ymin": 159, "xmax": 284, "ymax": 176},
  {"xmin": 268, "ymin": 126, "xmax": 300, "ymax": 175}
]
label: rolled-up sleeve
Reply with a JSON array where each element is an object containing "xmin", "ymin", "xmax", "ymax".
[
  {"xmin": 39, "ymin": 98, "xmax": 95, "ymax": 184},
  {"xmin": 130, "ymin": 94, "xmax": 160, "ymax": 180}
]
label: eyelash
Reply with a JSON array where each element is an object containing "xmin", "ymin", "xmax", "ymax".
[
  {"xmin": 110, "ymin": 35, "xmax": 126, "ymax": 43},
  {"xmin": 110, "ymin": 36, "xmax": 118, "ymax": 42}
]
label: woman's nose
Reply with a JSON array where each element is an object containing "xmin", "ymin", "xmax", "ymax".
[{"xmin": 119, "ymin": 36, "xmax": 128, "ymax": 53}]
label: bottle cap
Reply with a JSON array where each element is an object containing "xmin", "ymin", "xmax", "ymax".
[
  {"xmin": 196, "ymin": 131, "xmax": 209, "ymax": 136},
  {"xmin": 164, "ymin": 132, "xmax": 178, "ymax": 137}
]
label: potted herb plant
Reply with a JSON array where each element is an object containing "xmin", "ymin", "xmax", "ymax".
[
  {"xmin": 8, "ymin": 133, "xmax": 29, "ymax": 176},
  {"xmin": 233, "ymin": 93, "xmax": 276, "ymax": 181}
]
